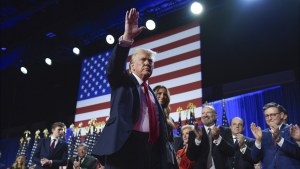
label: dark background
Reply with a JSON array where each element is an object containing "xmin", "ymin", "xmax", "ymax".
[{"xmin": 1, "ymin": 0, "xmax": 299, "ymax": 139}]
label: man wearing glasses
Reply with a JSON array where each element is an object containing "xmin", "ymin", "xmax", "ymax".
[{"xmin": 250, "ymin": 102, "xmax": 300, "ymax": 169}]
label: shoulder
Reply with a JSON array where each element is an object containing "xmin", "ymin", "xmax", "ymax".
[{"xmin": 86, "ymin": 155, "xmax": 98, "ymax": 162}]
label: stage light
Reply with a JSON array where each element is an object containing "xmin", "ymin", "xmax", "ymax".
[
  {"xmin": 146, "ymin": 19, "xmax": 156, "ymax": 30},
  {"xmin": 191, "ymin": 2, "xmax": 203, "ymax": 15},
  {"xmin": 73, "ymin": 47, "xmax": 80, "ymax": 55},
  {"xmin": 106, "ymin": 34, "xmax": 115, "ymax": 44},
  {"xmin": 20, "ymin": 66, "xmax": 28, "ymax": 74},
  {"xmin": 1, "ymin": 47, "xmax": 6, "ymax": 51},
  {"xmin": 45, "ymin": 58, "xmax": 52, "ymax": 65}
]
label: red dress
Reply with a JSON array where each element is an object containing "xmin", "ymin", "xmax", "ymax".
[{"xmin": 176, "ymin": 145, "xmax": 195, "ymax": 169}]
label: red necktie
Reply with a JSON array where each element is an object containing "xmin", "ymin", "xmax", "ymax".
[{"xmin": 142, "ymin": 82, "xmax": 159, "ymax": 144}]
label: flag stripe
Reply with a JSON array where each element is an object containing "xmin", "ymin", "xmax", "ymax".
[
  {"xmin": 168, "ymin": 81, "xmax": 202, "ymax": 95},
  {"xmin": 150, "ymin": 65, "xmax": 201, "ymax": 84},
  {"xmin": 154, "ymin": 49, "xmax": 200, "ymax": 68},
  {"xmin": 132, "ymin": 22, "xmax": 200, "ymax": 47}
]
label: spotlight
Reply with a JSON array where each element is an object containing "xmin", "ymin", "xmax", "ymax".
[
  {"xmin": 73, "ymin": 47, "xmax": 80, "ymax": 55},
  {"xmin": 45, "ymin": 58, "xmax": 52, "ymax": 65},
  {"xmin": 191, "ymin": 2, "xmax": 203, "ymax": 15},
  {"xmin": 106, "ymin": 35, "xmax": 115, "ymax": 44},
  {"xmin": 146, "ymin": 19, "xmax": 156, "ymax": 30},
  {"xmin": 20, "ymin": 66, "xmax": 28, "ymax": 74}
]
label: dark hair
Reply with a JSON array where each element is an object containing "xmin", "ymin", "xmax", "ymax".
[
  {"xmin": 263, "ymin": 102, "xmax": 287, "ymax": 114},
  {"xmin": 51, "ymin": 122, "xmax": 66, "ymax": 130}
]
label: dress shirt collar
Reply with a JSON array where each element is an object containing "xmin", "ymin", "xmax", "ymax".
[
  {"xmin": 132, "ymin": 72, "xmax": 148, "ymax": 85},
  {"xmin": 50, "ymin": 136, "xmax": 58, "ymax": 141},
  {"xmin": 204, "ymin": 124, "xmax": 215, "ymax": 133}
]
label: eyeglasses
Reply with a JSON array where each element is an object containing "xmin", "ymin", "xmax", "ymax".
[{"xmin": 264, "ymin": 112, "xmax": 280, "ymax": 119}]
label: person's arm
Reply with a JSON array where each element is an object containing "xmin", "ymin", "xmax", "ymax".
[
  {"xmin": 250, "ymin": 123, "xmax": 263, "ymax": 162},
  {"xmin": 106, "ymin": 8, "xmax": 145, "ymax": 87}
]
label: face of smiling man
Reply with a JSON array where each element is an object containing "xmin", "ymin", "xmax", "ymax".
[{"xmin": 201, "ymin": 106, "xmax": 217, "ymax": 127}]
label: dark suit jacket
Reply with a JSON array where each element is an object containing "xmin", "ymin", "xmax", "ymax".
[
  {"xmin": 66, "ymin": 155, "xmax": 97, "ymax": 169},
  {"xmin": 32, "ymin": 137, "xmax": 68, "ymax": 169},
  {"xmin": 250, "ymin": 124, "xmax": 300, "ymax": 169},
  {"xmin": 186, "ymin": 126, "xmax": 235, "ymax": 169},
  {"xmin": 91, "ymin": 44, "xmax": 176, "ymax": 169},
  {"xmin": 226, "ymin": 136, "xmax": 255, "ymax": 169}
]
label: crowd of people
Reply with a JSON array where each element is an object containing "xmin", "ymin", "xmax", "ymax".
[{"xmin": 4, "ymin": 8, "xmax": 300, "ymax": 169}]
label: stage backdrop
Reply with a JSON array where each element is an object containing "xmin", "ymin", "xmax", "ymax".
[{"xmin": 74, "ymin": 22, "xmax": 202, "ymax": 132}]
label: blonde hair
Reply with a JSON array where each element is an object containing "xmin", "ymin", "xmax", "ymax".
[
  {"xmin": 181, "ymin": 125, "xmax": 194, "ymax": 132},
  {"xmin": 12, "ymin": 155, "xmax": 26, "ymax": 169}
]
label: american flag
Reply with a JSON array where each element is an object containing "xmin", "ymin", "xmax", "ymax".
[
  {"xmin": 75, "ymin": 22, "xmax": 202, "ymax": 133},
  {"xmin": 222, "ymin": 99, "xmax": 229, "ymax": 127}
]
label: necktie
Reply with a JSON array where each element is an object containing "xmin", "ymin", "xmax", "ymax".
[
  {"xmin": 233, "ymin": 137, "xmax": 238, "ymax": 145},
  {"xmin": 142, "ymin": 81, "xmax": 159, "ymax": 144},
  {"xmin": 50, "ymin": 139, "xmax": 56, "ymax": 151},
  {"xmin": 207, "ymin": 128, "xmax": 212, "ymax": 169}
]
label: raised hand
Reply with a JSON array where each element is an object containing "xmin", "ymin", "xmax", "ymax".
[
  {"xmin": 250, "ymin": 123, "xmax": 262, "ymax": 144},
  {"xmin": 236, "ymin": 133, "xmax": 246, "ymax": 148},
  {"xmin": 123, "ymin": 8, "xmax": 146, "ymax": 41},
  {"xmin": 270, "ymin": 124, "xmax": 281, "ymax": 142},
  {"xmin": 193, "ymin": 122, "xmax": 202, "ymax": 140},
  {"xmin": 211, "ymin": 126, "xmax": 220, "ymax": 140},
  {"xmin": 290, "ymin": 124, "xmax": 300, "ymax": 141}
]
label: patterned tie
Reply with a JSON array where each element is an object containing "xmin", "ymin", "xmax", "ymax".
[
  {"xmin": 50, "ymin": 139, "xmax": 56, "ymax": 151},
  {"xmin": 142, "ymin": 81, "xmax": 159, "ymax": 144},
  {"xmin": 207, "ymin": 128, "xmax": 212, "ymax": 169}
]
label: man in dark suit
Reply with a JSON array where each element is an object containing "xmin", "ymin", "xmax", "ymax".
[
  {"xmin": 32, "ymin": 122, "xmax": 68, "ymax": 169},
  {"xmin": 67, "ymin": 143, "xmax": 98, "ymax": 169},
  {"xmin": 227, "ymin": 117, "xmax": 256, "ymax": 169},
  {"xmin": 91, "ymin": 8, "xmax": 177, "ymax": 169},
  {"xmin": 250, "ymin": 102, "xmax": 300, "ymax": 169},
  {"xmin": 186, "ymin": 105, "xmax": 235, "ymax": 169}
]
